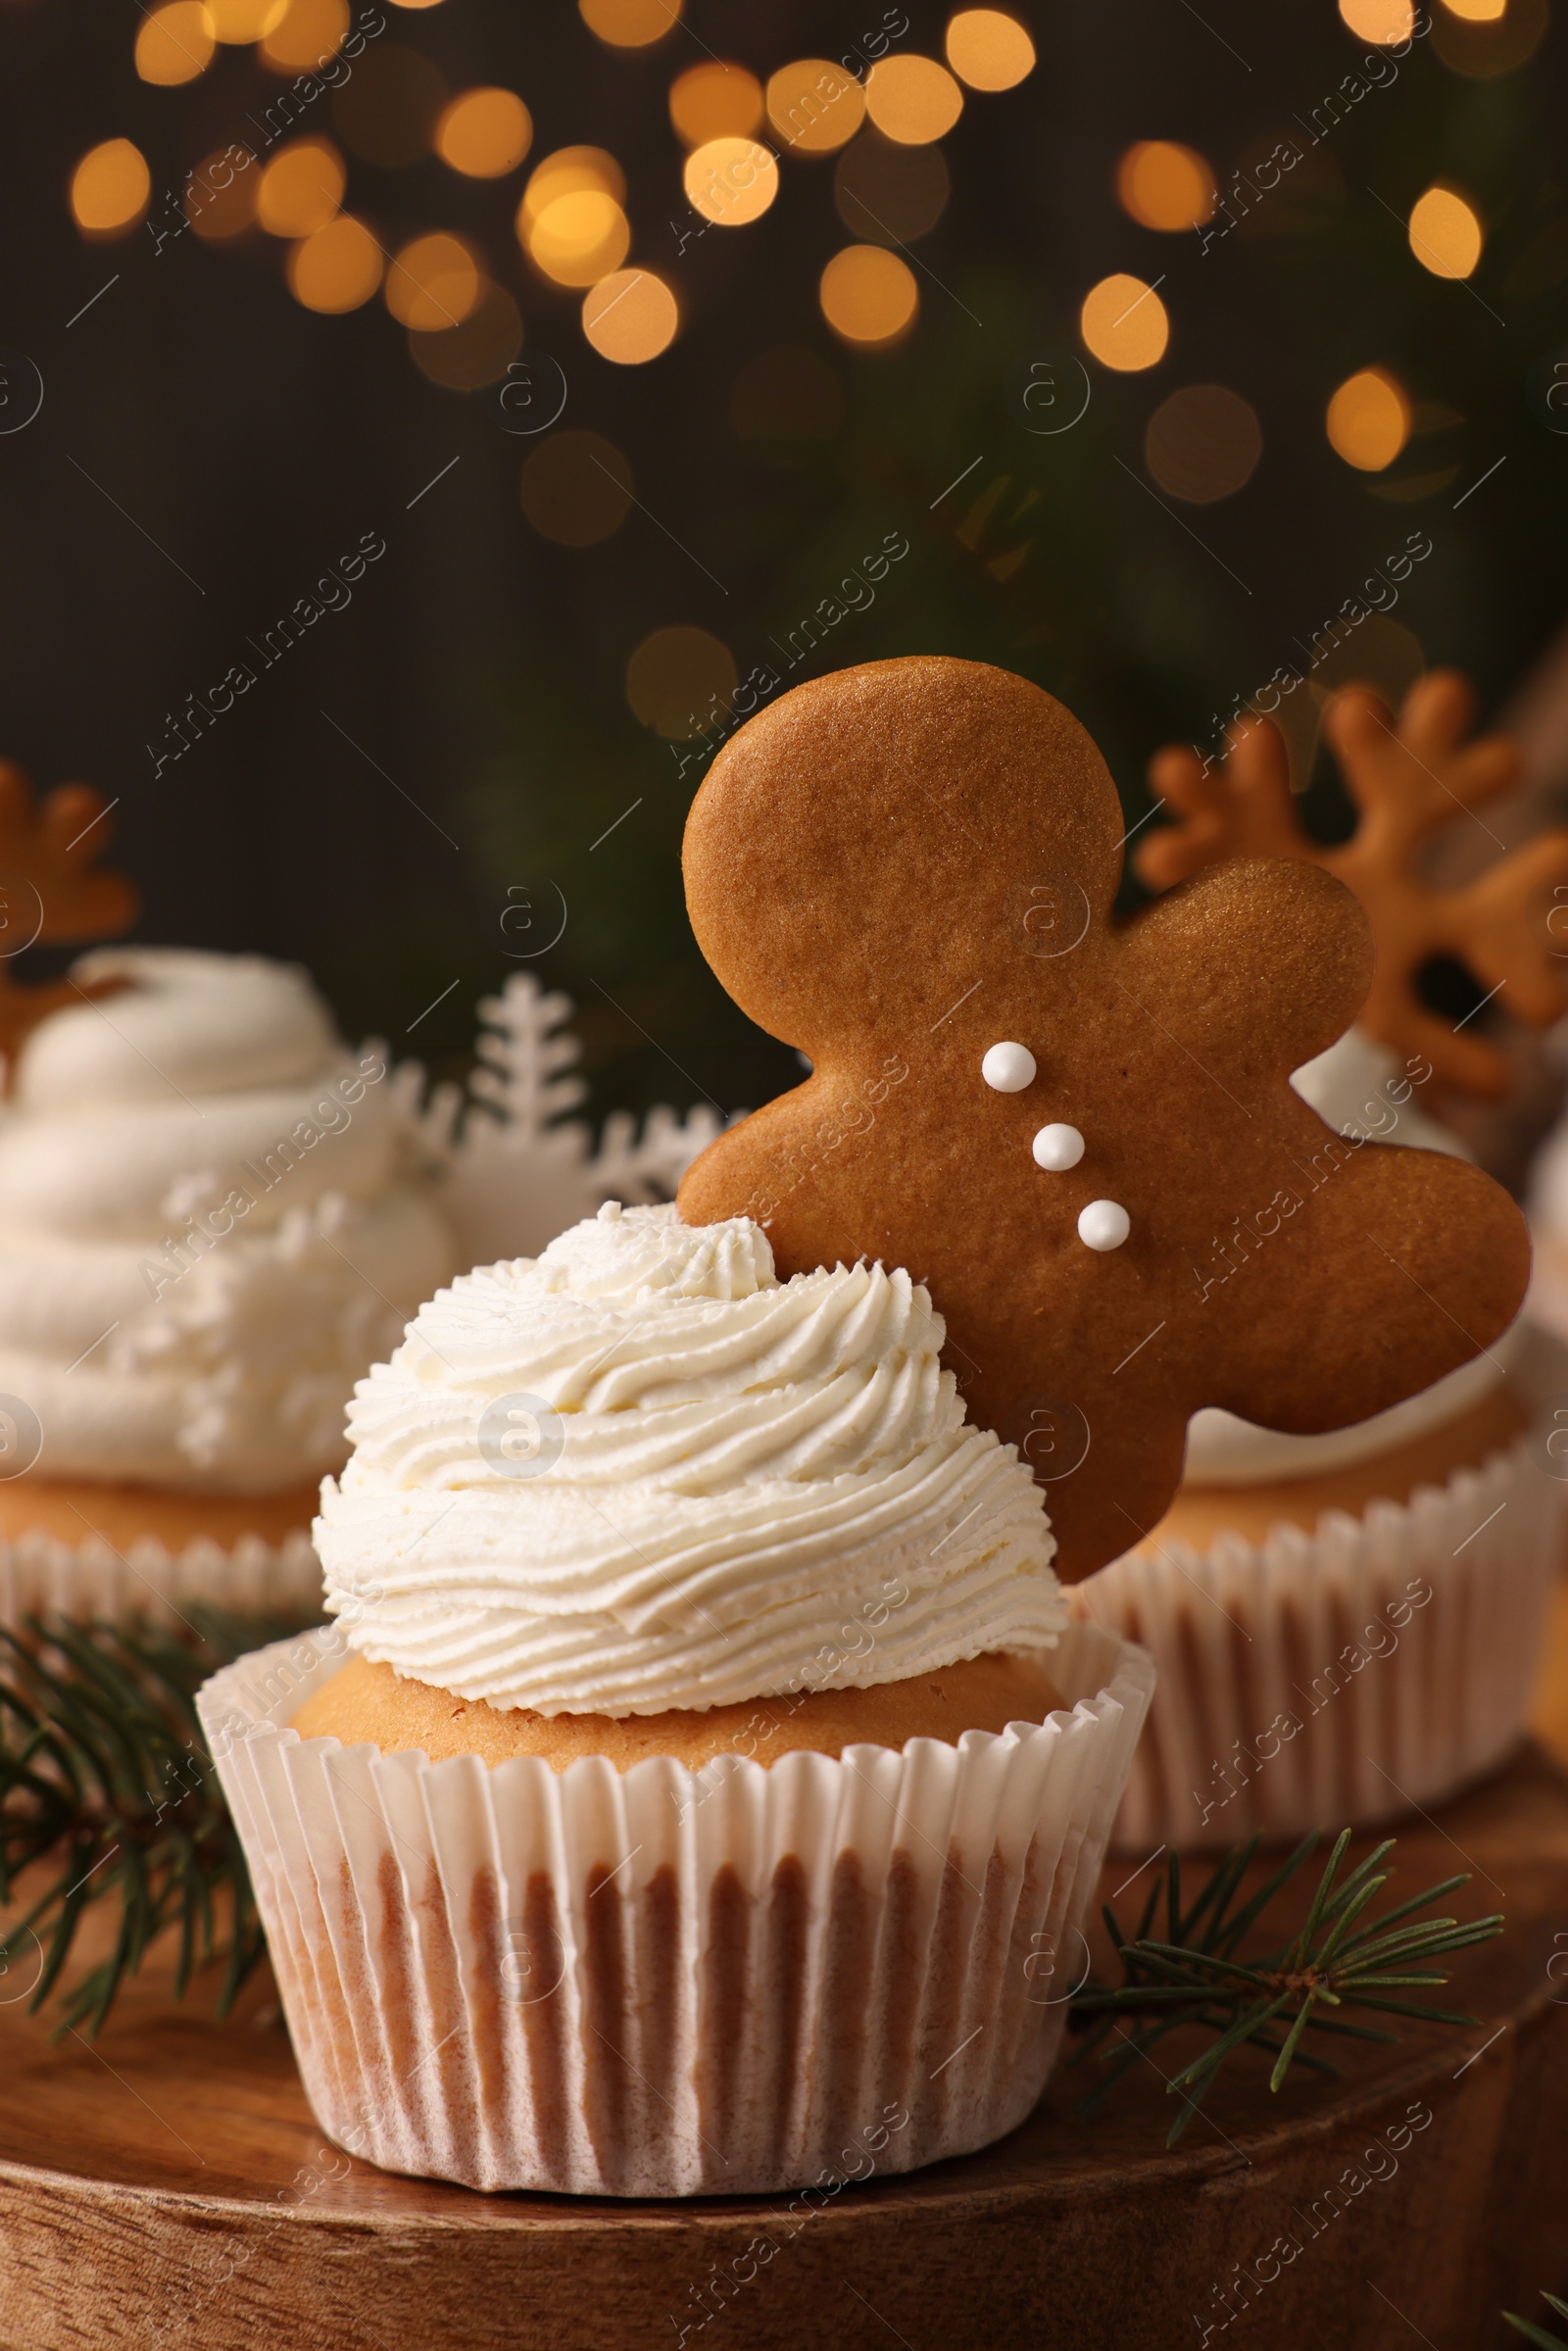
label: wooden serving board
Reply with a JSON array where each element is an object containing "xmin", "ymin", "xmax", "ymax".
[{"xmin": 3, "ymin": 1606, "xmax": 1568, "ymax": 2351}]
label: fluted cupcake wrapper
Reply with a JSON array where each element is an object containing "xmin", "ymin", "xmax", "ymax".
[
  {"xmin": 0, "ymin": 1526, "xmax": 321, "ymax": 1627},
  {"xmin": 197, "ymin": 1623, "xmax": 1153, "ymax": 2198},
  {"xmin": 1070, "ymin": 1438, "xmax": 1563, "ymax": 1854}
]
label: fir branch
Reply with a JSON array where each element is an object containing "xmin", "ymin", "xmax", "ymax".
[
  {"xmin": 1069, "ymin": 1829, "xmax": 1503, "ymax": 2146},
  {"xmin": 0, "ymin": 1608, "xmax": 309, "ymax": 2036},
  {"xmin": 1505, "ymin": 2292, "xmax": 1568, "ymax": 2348}
]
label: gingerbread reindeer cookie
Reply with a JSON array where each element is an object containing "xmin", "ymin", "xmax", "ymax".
[
  {"xmin": 677, "ymin": 658, "xmax": 1530, "ymax": 1582},
  {"xmin": 1138, "ymin": 671, "xmax": 1568, "ymax": 1100},
  {"xmin": 0, "ymin": 759, "xmax": 136, "ymax": 1068}
]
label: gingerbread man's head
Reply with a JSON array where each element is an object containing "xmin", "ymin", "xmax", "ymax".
[{"xmin": 677, "ymin": 658, "xmax": 1529, "ymax": 1581}]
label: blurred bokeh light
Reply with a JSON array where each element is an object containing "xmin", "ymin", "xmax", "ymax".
[
  {"xmin": 257, "ymin": 138, "xmax": 345, "ymax": 238},
  {"xmin": 1116, "ymin": 140, "xmax": 1215, "ymax": 231},
  {"xmin": 436, "ymin": 87, "xmax": 533, "ymax": 178},
  {"xmin": 1145, "ymin": 384, "xmax": 1262, "ymax": 501},
  {"xmin": 135, "ymin": 3, "xmax": 215, "ymax": 86},
  {"xmin": 835, "ymin": 132, "xmax": 950, "ymax": 244},
  {"xmin": 683, "ymin": 137, "xmax": 778, "ymax": 226},
  {"xmin": 259, "ymin": 0, "xmax": 348, "ymax": 71},
  {"xmin": 626, "ymin": 626, "xmax": 737, "ymax": 735},
  {"xmin": 1080, "ymin": 272, "xmax": 1170, "ymax": 369},
  {"xmin": 286, "ymin": 214, "xmax": 382, "ymax": 310},
  {"xmin": 579, "ymin": 0, "xmax": 681, "ymax": 47},
  {"xmin": 1408, "ymin": 184, "xmax": 1484, "ymax": 277},
  {"xmin": 410, "ymin": 282, "xmax": 523, "ymax": 386},
  {"xmin": 668, "ymin": 64, "xmax": 763, "ymax": 145},
  {"xmin": 1325, "ymin": 367, "xmax": 1412, "ymax": 468},
  {"xmin": 944, "ymin": 10, "xmax": 1036, "ymax": 90},
  {"xmin": 863, "ymin": 56, "xmax": 964, "ymax": 144},
  {"xmin": 1337, "ymin": 0, "xmax": 1415, "ymax": 38},
  {"xmin": 520, "ymin": 430, "xmax": 635, "ymax": 545},
  {"xmin": 384, "ymin": 231, "xmax": 482, "ymax": 328},
  {"xmin": 765, "ymin": 60, "xmax": 864, "ymax": 153},
  {"xmin": 206, "ymin": 0, "xmax": 287, "ymax": 39},
  {"xmin": 70, "ymin": 139, "xmax": 151, "ymax": 236},
  {"xmin": 527, "ymin": 189, "xmax": 631, "ymax": 284},
  {"xmin": 583, "ymin": 269, "xmax": 679, "ymax": 363},
  {"xmin": 819, "ymin": 244, "xmax": 919, "ymax": 345}
]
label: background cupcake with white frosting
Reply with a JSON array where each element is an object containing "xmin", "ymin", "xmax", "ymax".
[
  {"xmin": 0, "ymin": 946, "xmax": 454, "ymax": 1618},
  {"xmin": 1073, "ymin": 1012, "xmax": 1557, "ymax": 1851},
  {"xmin": 200, "ymin": 1202, "xmax": 1152, "ymax": 2196}
]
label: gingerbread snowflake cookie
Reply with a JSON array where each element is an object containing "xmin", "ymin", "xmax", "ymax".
[
  {"xmin": 676, "ymin": 657, "xmax": 1530, "ymax": 1581},
  {"xmin": 1138, "ymin": 670, "xmax": 1568, "ymax": 1100},
  {"xmin": 0, "ymin": 760, "xmax": 137, "ymax": 1068}
]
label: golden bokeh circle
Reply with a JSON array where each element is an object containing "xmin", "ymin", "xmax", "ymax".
[
  {"xmin": 683, "ymin": 138, "xmax": 779, "ymax": 227},
  {"xmin": 1080, "ymin": 273, "xmax": 1169, "ymax": 371},
  {"xmin": 1444, "ymin": 0, "xmax": 1506, "ymax": 16},
  {"xmin": 385, "ymin": 231, "xmax": 482, "ymax": 329},
  {"xmin": 1432, "ymin": 0, "xmax": 1546, "ymax": 73},
  {"xmin": 259, "ymin": 0, "xmax": 349, "ymax": 72},
  {"xmin": 70, "ymin": 140, "xmax": 152, "ymax": 236},
  {"xmin": 527, "ymin": 189, "xmax": 631, "ymax": 285},
  {"xmin": 626, "ymin": 627, "xmax": 737, "ymax": 737},
  {"xmin": 286, "ymin": 215, "xmax": 383, "ymax": 311},
  {"xmin": 517, "ymin": 148, "xmax": 626, "ymax": 238},
  {"xmin": 206, "ymin": 0, "xmax": 287, "ymax": 39},
  {"xmin": 1408, "ymin": 185, "xmax": 1484, "ymax": 278},
  {"xmin": 135, "ymin": 3, "xmax": 216, "ymax": 86},
  {"xmin": 765, "ymin": 60, "xmax": 865, "ymax": 154},
  {"xmin": 520, "ymin": 430, "xmax": 635, "ymax": 547},
  {"xmin": 819, "ymin": 244, "xmax": 919, "ymax": 346},
  {"xmin": 1325, "ymin": 367, "xmax": 1411, "ymax": 470},
  {"xmin": 944, "ymin": 9, "xmax": 1036, "ymax": 89},
  {"xmin": 410, "ymin": 283, "xmax": 523, "ymax": 389},
  {"xmin": 436, "ymin": 87, "xmax": 533, "ymax": 178},
  {"xmin": 580, "ymin": 0, "xmax": 682, "ymax": 46},
  {"xmin": 1116, "ymin": 141, "xmax": 1215, "ymax": 231},
  {"xmin": 669, "ymin": 63, "xmax": 763, "ymax": 145},
  {"xmin": 863, "ymin": 55, "xmax": 964, "ymax": 144},
  {"xmin": 1144, "ymin": 385, "xmax": 1262, "ymax": 503},
  {"xmin": 1337, "ymin": 0, "xmax": 1414, "ymax": 38},
  {"xmin": 257, "ymin": 137, "xmax": 345, "ymax": 237},
  {"xmin": 582, "ymin": 269, "xmax": 679, "ymax": 364}
]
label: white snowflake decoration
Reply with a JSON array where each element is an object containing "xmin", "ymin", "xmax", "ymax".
[{"xmin": 433, "ymin": 973, "xmax": 732, "ymax": 1267}]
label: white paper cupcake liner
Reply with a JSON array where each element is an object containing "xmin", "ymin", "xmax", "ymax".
[
  {"xmin": 198, "ymin": 1622, "xmax": 1153, "ymax": 2197},
  {"xmin": 0, "ymin": 1525, "xmax": 322, "ymax": 1627},
  {"xmin": 1070, "ymin": 1437, "xmax": 1563, "ymax": 1854}
]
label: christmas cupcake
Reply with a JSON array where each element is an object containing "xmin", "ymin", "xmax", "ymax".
[
  {"xmin": 0, "ymin": 946, "xmax": 454, "ymax": 1620},
  {"xmin": 199, "ymin": 1203, "xmax": 1152, "ymax": 2195},
  {"xmin": 201, "ymin": 654, "xmax": 1527, "ymax": 2197},
  {"xmin": 1073, "ymin": 674, "xmax": 1567, "ymax": 1848}
]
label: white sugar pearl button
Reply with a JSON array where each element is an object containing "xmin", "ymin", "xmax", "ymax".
[
  {"xmin": 1032, "ymin": 1122, "xmax": 1085, "ymax": 1172},
  {"xmin": 981, "ymin": 1041, "xmax": 1036, "ymax": 1093},
  {"xmin": 1078, "ymin": 1199, "xmax": 1130, "ymax": 1251}
]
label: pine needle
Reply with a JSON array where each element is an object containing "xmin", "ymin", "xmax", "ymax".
[
  {"xmin": 1069, "ymin": 1827, "xmax": 1504, "ymax": 2145},
  {"xmin": 0, "ymin": 1608, "xmax": 309, "ymax": 2036}
]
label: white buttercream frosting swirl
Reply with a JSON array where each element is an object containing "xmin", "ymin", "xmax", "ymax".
[
  {"xmin": 1184, "ymin": 1025, "xmax": 1514, "ymax": 1487},
  {"xmin": 317, "ymin": 1202, "xmax": 1065, "ymax": 1717},
  {"xmin": 0, "ymin": 948, "xmax": 454, "ymax": 1494}
]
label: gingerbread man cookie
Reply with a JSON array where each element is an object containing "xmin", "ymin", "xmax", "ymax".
[
  {"xmin": 1138, "ymin": 671, "xmax": 1568, "ymax": 1100},
  {"xmin": 677, "ymin": 658, "xmax": 1530, "ymax": 1582}
]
